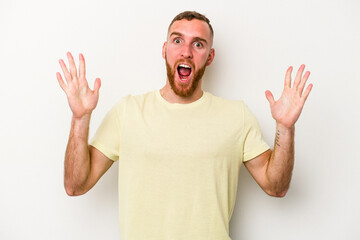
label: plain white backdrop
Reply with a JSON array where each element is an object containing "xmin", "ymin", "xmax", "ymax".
[{"xmin": 1, "ymin": 0, "xmax": 359, "ymax": 239}]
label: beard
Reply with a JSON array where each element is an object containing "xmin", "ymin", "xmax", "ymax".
[{"xmin": 165, "ymin": 57, "xmax": 207, "ymax": 98}]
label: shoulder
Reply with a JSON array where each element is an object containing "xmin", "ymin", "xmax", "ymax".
[
  {"xmin": 206, "ymin": 92, "xmax": 247, "ymax": 113},
  {"xmin": 110, "ymin": 90, "xmax": 158, "ymax": 115},
  {"xmin": 123, "ymin": 90, "xmax": 156, "ymax": 105},
  {"xmin": 111, "ymin": 90, "xmax": 156, "ymax": 108}
]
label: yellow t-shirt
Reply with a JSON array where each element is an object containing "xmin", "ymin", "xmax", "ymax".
[{"xmin": 90, "ymin": 90, "xmax": 269, "ymax": 240}]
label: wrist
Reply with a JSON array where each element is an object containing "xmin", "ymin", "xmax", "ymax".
[
  {"xmin": 72, "ymin": 113, "xmax": 92, "ymax": 123},
  {"xmin": 274, "ymin": 122, "xmax": 295, "ymax": 150},
  {"xmin": 276, "ymin": 122, "xmax": 295, "ymax": 133},
  {"xmin": 71, "ymin": 114, "xmax": 92, "ymax": 135}
]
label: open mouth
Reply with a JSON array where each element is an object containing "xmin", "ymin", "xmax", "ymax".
[{"xmin": 177, "ymin": 63, "xmax": 192, "ymax": 82}]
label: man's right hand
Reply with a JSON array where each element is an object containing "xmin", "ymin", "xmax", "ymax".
[
  {"xmin": 56, "ymin": 52, "xmax": 101, "ymax": 119},
  {"xmin": 56, "ymin": 52, "xmax": 112, "ymax": 196}
]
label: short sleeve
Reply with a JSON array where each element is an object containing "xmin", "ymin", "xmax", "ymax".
[
  {"xmin": 241, "ymin": 102, "xmax": 270, "ymax": 162},
  {"xmin": 89, "ymin": 97, "xmax": 127, "ymax": 161}
]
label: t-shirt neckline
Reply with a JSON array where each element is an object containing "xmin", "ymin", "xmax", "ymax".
[{"xmin": 155, "ymin": 89, "xmax": 209, "ymax": 109}]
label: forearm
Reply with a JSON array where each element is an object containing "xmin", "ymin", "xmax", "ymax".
[
  {"xmin": 64, "ymin": 114, "xmax": 92, "ymax": 196},
  {"xmin": 266, "ymin": 123, "xmax": 295, "ymax": 196}
]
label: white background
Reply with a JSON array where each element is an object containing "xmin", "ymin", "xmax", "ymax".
[{"xmin": 1, "ymin": 0, "xmax": 359, "ymax": 239}]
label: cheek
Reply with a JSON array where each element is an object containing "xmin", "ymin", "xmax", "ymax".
[
  {"xmin": 196, "ymin": 52, "xmax": 211, "ymax": 65},
  {"xmin": 165, "ymin": 49, "xmax": 178, "ymax": 63},
  {"xmin": 167, "ymin": 45, "xmax": 179, "ymax": 55}
]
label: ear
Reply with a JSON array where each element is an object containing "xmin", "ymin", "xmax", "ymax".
[
  {"xmin": 162, "ymin": 42, "xmax": 167, "ymax": 59},
  {"xmin": 206, "ymin": 48, "xmax": 215, "ymax": 66}
]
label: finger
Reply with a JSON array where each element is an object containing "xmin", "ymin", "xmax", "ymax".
[
  {"xmin": 79, "ymin": 53, "xmax": 86, "ymax": 80},
  {"xmin": 56, "ymin": 72, "xmax": 67, "ymax": 92},
  {"xmin": 301, "ymin": 83, "xmax": 313, "ymax": 103},
  {"xmin": 59, "ymin": 59, "xmax": 72, "ymax": 83},
  {"xmin": 293, "ymin": 64, "xmax": 305, "ymax": 89},
  {"xmin": 67, "ymin": 52, "xmax": 78, "ymax": 79},
  {"xmin": 298, "ymin": 71, "xmax": 310, "ymax": 95},
  {"xmin": 93, "ymin": 78, "xmax": 101, "ymax": 94},
  {"xmin": 284, "ymin": 66, "xmax": 293, "ymax": 88},
  {"xmin": 265, "ymin": 90, "xmax": 275, "ymax": 106}
]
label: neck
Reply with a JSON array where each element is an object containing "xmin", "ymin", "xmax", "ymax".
[{"xmin": 160, "ymin": 80, "xmax": 203, "ymax": 104}]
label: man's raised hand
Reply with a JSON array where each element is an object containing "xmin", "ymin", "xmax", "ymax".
[
  {"xmin": 265, "ymin": 64, "xmax": 313, "ymax": 129},
  {"xmin": 56, "ymin": 52, "xmax": 101, "ymax": 119}
]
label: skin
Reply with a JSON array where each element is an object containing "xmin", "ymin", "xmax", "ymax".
[
  {"xmin": 245, "ymin": 65, "xmax": 312, "ymax": 197},
  {"xmin": 160, "ymin": 19, "xmax": 215, "ymax": 103},
  {"xmin": 57, "ymin": 19, "xmax": 312, "ymax": 197},
  {"xmin": 57, "ymin": 53, "xmax": 112, "ymax": 196}
]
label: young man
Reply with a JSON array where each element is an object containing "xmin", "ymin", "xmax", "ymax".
[{"xmin": 57, "ymin": 11, "xmax": 312, "ymax": 240}]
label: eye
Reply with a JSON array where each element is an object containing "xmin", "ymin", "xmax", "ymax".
[
  {"xmin": 194, "ymin": 42, "xmax": 203, "ymax": 48},
  {"xmin": 174, "ymin": 38, "xmax": 181, "ymax": 44}
]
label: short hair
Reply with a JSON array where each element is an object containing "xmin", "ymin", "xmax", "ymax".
[{"xmin": 168, "ymin": 11, "xmax": 214, "ymax": 38}]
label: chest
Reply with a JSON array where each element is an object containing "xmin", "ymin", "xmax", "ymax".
[{"xmin": 119, "ymin": 106, "xmax": 243, "ymax": 165}]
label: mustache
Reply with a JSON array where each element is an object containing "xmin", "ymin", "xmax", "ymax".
[
  {"xmin": 171, "ymin": 59, "xmax": 196, "ymax": 71},
  {"xmin": 164, "ymin": 53, "xmax": 195, "ymax": 70}
]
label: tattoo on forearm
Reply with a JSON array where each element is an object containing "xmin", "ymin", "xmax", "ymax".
[{"xmin": 275, "ymin": 130, "xmax": 280, "ymax": 147}]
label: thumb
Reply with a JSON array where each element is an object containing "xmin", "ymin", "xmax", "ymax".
[
  {"xmin": 93, "ymin": 78, "xmax": 101, "ymax": 94},
  {"xmin": 265, "ymin": 90, "xmax": 275, "ymax": 105}
]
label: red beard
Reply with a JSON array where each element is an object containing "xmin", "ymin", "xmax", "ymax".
[{"xmin": 165, "ymin": 57, "xmax": 206, "ymax": 97}]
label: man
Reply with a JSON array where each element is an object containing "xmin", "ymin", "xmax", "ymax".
[{"xmin": 56, "ymin": 11, "xmax": 312, "ymax": 240}]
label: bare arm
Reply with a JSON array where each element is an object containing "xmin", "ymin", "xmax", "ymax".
[
  {"xmin": 245, "ymin": 125, "xmax": 294, "ymax": 197},
  {"xmin": 64, "ymin": 115, "xmax": 113, "ymax": 196},
  {"xmin": 57, "ymin": 52, "xmax": 113, "ymax": 196},
  {"xmin": 245, "ymin": 65, "xmax": 312, "ymax": 197}
]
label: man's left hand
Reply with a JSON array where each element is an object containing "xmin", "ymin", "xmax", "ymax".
[{"xmin": 265, "ymin": 64, "xmax": 313, "ymax": 129}]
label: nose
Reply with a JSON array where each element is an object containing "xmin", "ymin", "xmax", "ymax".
[{"xmin": 181, "ymin": 43, "xmax": 193, "ymax": 59}]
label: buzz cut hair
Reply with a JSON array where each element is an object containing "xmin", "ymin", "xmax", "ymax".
[{"xmin": 168, "ymin": 11, "xmax": 214, "ymax": 38}]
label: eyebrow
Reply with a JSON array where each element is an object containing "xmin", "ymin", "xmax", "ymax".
[{"xmin": 170, "ymin": 32, "xmax": 208, "ymax": 45}]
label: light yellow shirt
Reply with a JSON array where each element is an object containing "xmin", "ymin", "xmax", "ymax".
[{"xmin": 90, "ymin": 90, "xmax": 269, "ymax": 240}]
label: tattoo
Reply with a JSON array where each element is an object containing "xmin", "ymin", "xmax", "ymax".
[{"xmin": 275, "ymin": 130, "xmax": 281, "ymax": 147}]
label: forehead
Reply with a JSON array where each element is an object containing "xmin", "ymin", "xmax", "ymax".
[{"xmin": 168, "ymin": 19, "xmax": 212, "ymax": 42}]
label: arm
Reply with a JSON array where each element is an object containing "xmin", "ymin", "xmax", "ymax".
[
  {"xmin": 64, "ymin": 115, "xmax": 113, "ymax": 196},
  {"xmin": 244, "ymin": 125, "xmax": 294, "ymax": 197},
  {"xmin": 57, "ymin": 52, "xmax": 113, "ymax": 196},
  {"xmin": 245, "ymin": 65, "xmax": 312, "ymax": 197}
]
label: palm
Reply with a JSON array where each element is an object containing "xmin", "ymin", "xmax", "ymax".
[
  {"xmin": 56, "ymin": 52, "xmax": 101, "ymax": 118},
  {"xmin": 265, "ymin": 65, "xmax": 313, "ymax": 128}
]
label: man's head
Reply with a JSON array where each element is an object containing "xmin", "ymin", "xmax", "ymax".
[{"xmin": 162, "ymin": 11, "xmax": 215, "ymax": 98}]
